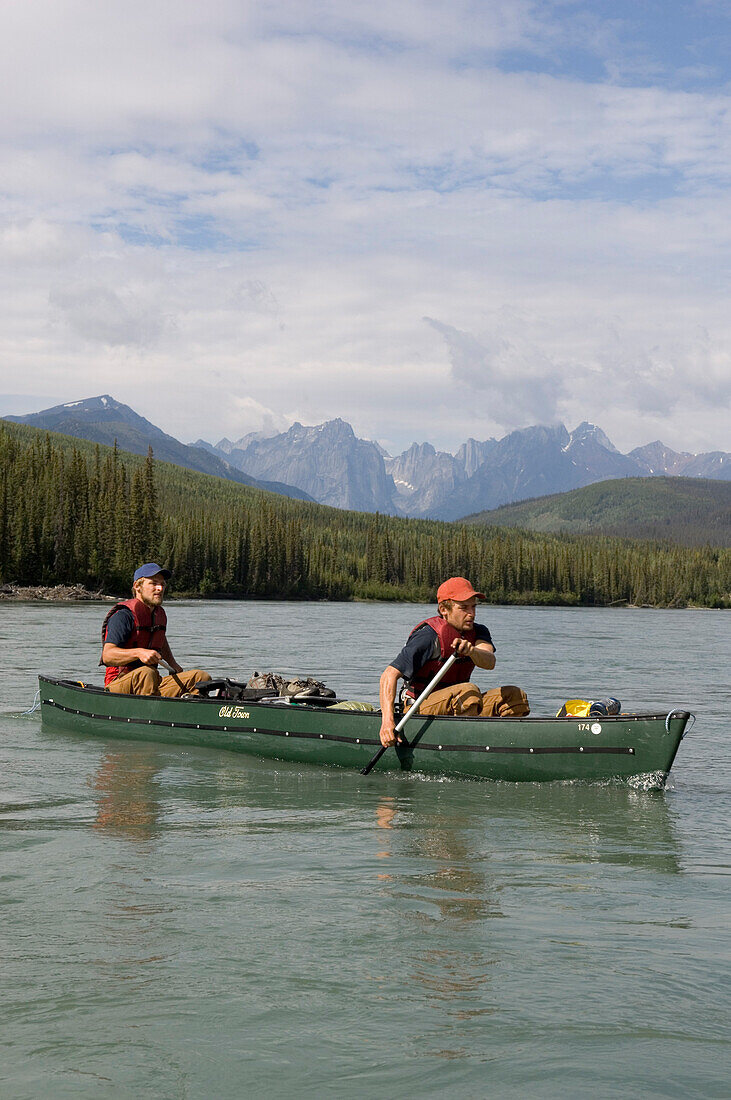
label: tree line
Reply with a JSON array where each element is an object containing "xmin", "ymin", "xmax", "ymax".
[{"xmin": 1, "ymin": 423, "xmax": 728, "ymax": 608}]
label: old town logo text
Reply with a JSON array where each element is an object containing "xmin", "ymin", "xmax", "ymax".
[{"xmin": 218, "ymin": 706, "xmax": 250, "ymax": 719}]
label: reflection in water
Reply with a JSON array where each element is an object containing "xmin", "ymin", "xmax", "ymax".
[
  {"xmin": 411, "ymin": 947, "xmax": 496, "ymax": 1020},
  {"xmin": 375, "ymin": 796, "xmax": 396, "ymax": 868},
  {"xmin": 91, "ymin": 750, "xmax": 162, "ymax": 841},
  {"xmin": 404, "ymin": 824, "xmax": 500, "ymax": 923},
  {"xmin": 373, "ymin": 794, "xmax": 503, "ymax": 923},
  {"xmin": 404, "ymin": 780, "xmax": 683, "ymax": 876},
  {"xmin": 525, "ymin": 784, "xmax": 682, "ymax": 876},
  {"xmin": 372, "ymin": 791, "xmax": 501, "ymax": 1050},
  {"xmin": 370, "ymin": 781, "xmax": 683, "ymax": 1055}
]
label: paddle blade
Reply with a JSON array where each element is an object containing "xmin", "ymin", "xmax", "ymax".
[{"xmin": 360, "ymin": 745, "xmax": 387, "ymax": 775}]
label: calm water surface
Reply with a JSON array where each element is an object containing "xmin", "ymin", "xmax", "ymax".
[{"xmin": 1, "ymin": 602, "xmax": 729, "ymax": 1098}]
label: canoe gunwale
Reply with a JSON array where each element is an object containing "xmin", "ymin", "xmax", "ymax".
[{"xmin": 37, "ymin": 677, "xmax": 676, "ymax": 725}]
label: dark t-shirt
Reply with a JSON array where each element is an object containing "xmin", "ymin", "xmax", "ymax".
[
  {"xmin": 391, "ymin": 621, "xmax": 495, "ymax": 683},
  {"xmin": 104, "ymin": 607, "xmax": 135, "ymax": 647}
]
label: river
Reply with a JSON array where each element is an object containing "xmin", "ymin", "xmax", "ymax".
[{"xmin": 1, "ymin": 601, "xmax": 729, "ymax": 1098}]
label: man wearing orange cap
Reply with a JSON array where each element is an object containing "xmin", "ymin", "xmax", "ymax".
[{"xmin": 378, "ymin": 577, "xmax": 529, "ymax": 746}]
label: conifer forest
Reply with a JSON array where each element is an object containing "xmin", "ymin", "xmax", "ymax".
[{"xmin": 1, "ymin": 424, "xmax": 728, "ymax": 608}]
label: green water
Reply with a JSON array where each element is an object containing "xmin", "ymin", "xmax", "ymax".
[{"xmin": 1, "ymin": 602, "xmax": 729, "ymax": 1098}]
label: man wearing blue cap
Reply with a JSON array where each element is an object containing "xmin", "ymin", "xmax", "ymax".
[{"xmin": 100, "ymin": 563, "xmax": 211, "ymax": 696}]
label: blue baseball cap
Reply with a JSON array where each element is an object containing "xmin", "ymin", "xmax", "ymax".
[{"xmin": 133, "ymin": 562, "xmax": 172, "ymax": 583}]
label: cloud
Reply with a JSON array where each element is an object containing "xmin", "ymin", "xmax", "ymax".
[
  {"xmin": 49, "ymin": 282, "xmax": 173, "ymax": 348},
  {"xmin": 422, "ymin": 306, "xmax": 731, "ymax": 450},
  {"xmin": 423, "ymin": 317, "xmax": 566, "ymax": 427},
  {"xmin": 218, "ymin": 396, "xmax": 293, "ymax": 444},
  {"xmin": 0, "ymin": 1, "xmax": 730, "ymax": 457}
]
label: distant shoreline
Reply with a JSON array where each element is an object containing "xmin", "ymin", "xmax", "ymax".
[
  {"xmin": 0, "ymin": 584, "xmax": 117, "ymax": 602},
  {"xmin": 0, "ymin": 584, "xmax": 724, "ymax": 609}
]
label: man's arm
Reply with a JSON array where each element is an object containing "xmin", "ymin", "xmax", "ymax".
[
  {"xmin": 451, "ymin": 637, "xmax": 496, "ymax": 669},
  {"xmin": 378, "ymin": 665, "xmax": 404, "ymax": 747},
  {"xmin": 102, "ymin": 642, "xmax": 162, "ymax": 668},
  {"xmin": 379, "ymin": 626, "xmax": 441, "ymax": 745}
]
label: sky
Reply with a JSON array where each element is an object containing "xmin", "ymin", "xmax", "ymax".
[{"xmin": 1, "ymin": 0, "xmax": 730, "ymax": 457}]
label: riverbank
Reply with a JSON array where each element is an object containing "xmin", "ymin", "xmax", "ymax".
[
  {"xmin": 0, "ymin": 584, "xmax": 116, "ymax": 601},
  {"xmin": 0, "ymin": 583, "xmax": 726, "ymax": 608}
]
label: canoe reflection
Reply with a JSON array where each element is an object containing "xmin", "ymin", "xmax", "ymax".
[
  {"xmin": 371, "ymin": 783, "xmax": 681, "ymax": 934},
  {"xmin": 88, "ymin": 744, "xmax": 682, "ymax": 885},
  {"xmin": 370, "ymin": 784, "xmax": 682, "ymax": 1046}
]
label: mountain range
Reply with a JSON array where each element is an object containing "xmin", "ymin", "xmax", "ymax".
[
  {"xmin": 198, "ymin": 417, "xmax": 729, "ymax": 520},
  {"xmin": 5, "ymin": 395, "xmax": 729, "ymax": 520},
  {"xmin": 197, "ymin": 418, "xmax": 396, "ymax": 513},
  {"xmin": 4, "ymin": 396, "xmax": 313, "ymax": 502}
]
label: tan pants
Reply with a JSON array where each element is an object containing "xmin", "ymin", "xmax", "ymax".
[
  {"xmin": 107, "ymin": 667, "xmax": 211, "ymax": 698},
  {"xmin": 414, "ymin": 681, "xmax": 530, "ymax": 718}
]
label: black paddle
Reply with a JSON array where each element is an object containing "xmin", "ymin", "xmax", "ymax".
[
  {"xmin": 161, "ymin": 658, "xmax": 189, "ymax": 694},
  {"xmin": 360, "ymin": 653, "xmax": 459, "ymax": 775}
]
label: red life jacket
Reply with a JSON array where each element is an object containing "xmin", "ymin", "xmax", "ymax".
[
  {"xmin": 100, "ymin": 598, "xmax": 167, "ymax": 686},
  {"xmin": 405, "ymin": 614, "xmax": 477, "ymax": 699}
]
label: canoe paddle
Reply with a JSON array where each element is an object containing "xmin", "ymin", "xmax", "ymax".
[
  {"xmin": 360, "ymin": 653, "xmax": 459, "ymax": 776},
  {"xmin": 160, "ymin": 658, "xmax": 189, "ymax": 694}
]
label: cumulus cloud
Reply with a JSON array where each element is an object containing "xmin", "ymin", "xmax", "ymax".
[
  {"xmin": 424, "ymin": 317, "xmax": 566, "ymax": 427},
  {"xmin": 49, "ymin": 282, "xmax": 173, "ymax": 348},
  {"xmin": 221, "ymin": 396, "xmax": 293, "ymax": 443},
  {"xmin": 422, "ymin": 309, "xmax": 731, "ymax": 451}
]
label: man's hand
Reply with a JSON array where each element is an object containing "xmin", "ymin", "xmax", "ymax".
[
  {"xmin": 378, "ymin": 721, "xmax": 407, "ymax": 747},
  {"xmin": 451, "ymin": 637, "xmax": 473, "ymax": 658},
  {"xmin": 451, "ymin": 637, "xmax": 496, "ymax": 670},
  {"xmin": 379, "ymin": 720, "xmax": 396, "ymax": 747},
  {"xmin": 136, "ymin": 648, "xmax": 161, "ymax": 667}
]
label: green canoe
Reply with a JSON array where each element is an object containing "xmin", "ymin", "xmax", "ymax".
[{"xmin": 38, "ymin": 676, "xmax": 694, "ymax": 784}]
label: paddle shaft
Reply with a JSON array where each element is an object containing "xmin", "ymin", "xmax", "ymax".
[
  {"xmin": 360, "ymin": 653, "xmax": 459, "ymax": 776},
  {"xmin": 160, "ymin": 659, "xmax": 188, "ymax": 694}
]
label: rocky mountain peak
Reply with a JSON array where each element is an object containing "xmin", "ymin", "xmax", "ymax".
[
  {"xmin": 568, "ymin": 421, "xmax": 619, "ymax": 454},
  {"xmin": 629, "ymin": 441, "xmax": 685, "ymax": 474},
  {"xmin": 405, "ymin": 441, "xmax": 436, "ymax": 460},
  {"xmin": 66, "ymin": 394, "xmax": 116, "ymax": 411},
  {"xmin": 319, "ymin": 417, "xmax": 357, "ymax": 440},
  {"xmin": 455, "ymin": 437, "xmax": 498, "ymax": 477},
  {"xmin": 214, "ymin": 416, "xmax": 397, "ymax": 512}
]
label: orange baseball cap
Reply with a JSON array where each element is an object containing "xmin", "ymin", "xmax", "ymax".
[{"xmin": 437, "ymin": 577, "xmax": 486, "ymax": 602}]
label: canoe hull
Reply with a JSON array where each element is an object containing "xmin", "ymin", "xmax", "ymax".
[{"xmin": 37, "ymin": 677, "xmax": 691, "ymax": 784}]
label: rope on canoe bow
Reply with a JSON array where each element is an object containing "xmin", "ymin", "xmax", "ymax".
[
  {"xmin": 20, "ymin": 690, "xmax": 41, "ymax": 716},
  {"xmin": 666, "ymin": 709, "xmax": 695, "ymax": 737}
]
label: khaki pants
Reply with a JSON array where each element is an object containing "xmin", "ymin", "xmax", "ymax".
[
  {"xmin": 414, "ymin": 681, "xmax": 530, "ymax": 718},
  {"xmin": 107, "ymin": 667, "xmax": 211, "ymax": 697}
]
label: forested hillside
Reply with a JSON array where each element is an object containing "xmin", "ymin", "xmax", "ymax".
[
  {"xmin": 1, "ymin": 423, "xmax": 728, "ymax": 608},
  {"xmin": 465, "ymin": 477, "xmax": 731, "ymax": 546}
]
